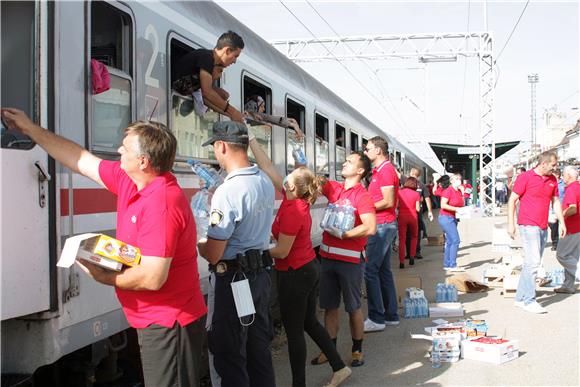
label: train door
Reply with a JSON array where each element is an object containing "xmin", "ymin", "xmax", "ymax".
[{"xmin": 1, "ymin": 1, "xmax": 52, "ymax": 320}]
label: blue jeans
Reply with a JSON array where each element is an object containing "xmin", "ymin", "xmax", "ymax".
[
  {"xmin": 438, "ymin": 215, "xmax": 460, "ymax": 268},
  {"xmin": 516, "ymin": 225, "xmax": 548, "ymax": 305},
  {"xmin": 364, "ymin": 221, "xmax": 399, "ymax": 324}
]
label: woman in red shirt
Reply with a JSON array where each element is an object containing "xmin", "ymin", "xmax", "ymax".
[
  {"xmin": 397, "ymin": 177, "xmax": 421, "ymax": 268},
  {"xmin": 437, "ymin": 174, "xmax": 465, "ymax": 269},
  {"xmin": 249, "ymin": 135, "xmax": 351, "ymax": 387}
]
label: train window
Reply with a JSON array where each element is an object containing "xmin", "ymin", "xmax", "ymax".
[
  {"xmin": 396, "ymin": 151, "xmax": 402, "ymax": 169},
  {"xmin": 350, "ymin": 131, "xmax": 359, "ymax": 152},
  {"xmin": 1, "ymin": 1, "xmax": 36, "ymax": 150},
  {"xmin": 286, "ymin": 97, "xmax": 305, "ymax": 174},
  {"xmin": 90, "ymin": 1, "xmax": 133, "ymax": 152},
  {"xmin": 169, "ymin": 38, "xmax": 219, "ymax": 161},
  {"xmin": 335, "ymin": 123, "xmax": 347, "ymax": 180},
  {"xmin": 243, "ymin": 75, "xmax": 272, "ymax": 162},
  {"xmin": 362, "ymin": 137, "xmax": 368, "ymax": 151},
  {"xmin": 315, "ymin": 113, "xmax": 329, "ymax": 176}
]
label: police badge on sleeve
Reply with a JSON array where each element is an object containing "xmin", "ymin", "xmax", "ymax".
[{"xmin": 210, "ymin": 209, "xmax": 224, "ymax": 227}]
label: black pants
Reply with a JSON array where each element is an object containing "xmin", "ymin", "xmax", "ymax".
[
  {"xmin": 277, "ymin": 259, "xmax": 346, "ymax": 387},
  {"xmin": 407, "ymin": 215, "xmax": 425, "ymax": 256},
  {"xmin": 208, "ymin": 270, "xmax": 275, "ymax": 387},
  {"xmin": 136, "ymin": 317, "xmax": 205, "ymax": 387},
  {"xmin": 549, "ymin": 221, "xmax": 559, "ymax": 246}
]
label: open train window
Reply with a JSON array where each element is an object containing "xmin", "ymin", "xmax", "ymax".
[
  {"xmin": 1, "ymin": 1, "xmax": 36, "ymax": 150},
  {"xmin": 335, "ymin": 123, "xmax": 346, "ymax": 180},
  {"xmin": 315, "ymin": 113, "xmax": 329, "ymax": 176},
  {"xmin": 90, "ymin": 1, "xmax": 133, "ymax": 152},
  {"xmin": 169, "ymin": 37, "xmax": 219, "ymax": 162},
  {"xmin": 362, "ymin": 137, "xmax": 368, "ymax": 152},
  {"xmin": 286, "ymin": 97, "xmax": 305, "ymax": 174},
  {"xmin": 350, "ymin": 131, "xmax": 359, "ymax": 152},
  {"xmin": 243, "ymin": 75, "xmax": 272, "ymax": 162}
]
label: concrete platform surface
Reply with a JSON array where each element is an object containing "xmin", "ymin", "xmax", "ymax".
[{"xmin": 271, "ymin": 211, "xmax": 580, "ymax": 386}]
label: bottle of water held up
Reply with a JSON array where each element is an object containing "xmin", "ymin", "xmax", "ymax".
[
  {"xmin": 188, "ymin": 160, "xmax": 223, "ymax": 189},
  {"xmin": 190, "ymin": 190, "xmax": 210, "ymax": 238},
  {"xmin": 292, "ymin": 145, "xmax": 307, "ymax": 165}
]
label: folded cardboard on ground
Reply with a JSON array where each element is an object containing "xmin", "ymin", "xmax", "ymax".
[{"xmin": 58, "ymin": 233, "xmax": 141, "ymax": 272}]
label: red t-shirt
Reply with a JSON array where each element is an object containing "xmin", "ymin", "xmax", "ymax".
[
  {"xmin": 320, "ymin": 181, "xmax": 375, "ymax": 263},
  {"xmin": 439, "ymin": 187, "xmax": 465, "ymax": 218},
  {"xmin": 271, "ymin": 192, "xmax": 316, "ymax": 271},
  {"xmin": 434, "ymin": 186, "xmax": 444, "ymax": 197},
  {"xmin": 398, "ymin": 188, "xmax": 420, "ymax": 219},
  {"xmin": 99, "ymin": 161, "xmax": 207, "ymax": 328},
  {"xmin": 463, "ymin": 184, "xmax": 473, "ymax": 198},
  {"xmin": 513, "ymin": 169, "xmax": 558, "ymax": 230},
  {"xmin": 368, "ymin": 160, "xmax": 398, "ymax": 224},
  {"xmin": 562, "ymin": 181, "xmax": 580, "ymax": 234}
]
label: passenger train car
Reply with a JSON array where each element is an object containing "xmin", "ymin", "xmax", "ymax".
[{"xmin": 1, "ymin": 1, "xmax": 435, "ymax": 382}]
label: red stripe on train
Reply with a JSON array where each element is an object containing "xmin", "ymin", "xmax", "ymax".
[{"xmin": 59, "ymin": 187, "xmax": 283, "ymax": 216}]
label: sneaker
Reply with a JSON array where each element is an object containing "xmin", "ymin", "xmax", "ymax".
[
  {"xmin": 409, "ymin": 258, "xmax": 415, "ymax": 266},
  {"xmin": 514, "ymin": 300, "xmax": 525, "ymax": 308},
  {"xmin": 384, "ymin": 320, "xmax": 400, "ymax": 326},
  {"xmin": 554, "ymin": 287, "xmax": 575, "ymax": 294},
  {"xmin": 399, "ymin": 263, "xmax": 405, "ymax": 269},
  {"xmin": 522, "ymin": 301, "xmax": 547, "ymax": 314},
  {"xmin": 364, "ymin": 318, "xmax": 385, "ymax": 332},
  {"xmin": 350, "ymin": 351, "xmax": 365, "ymax": 367},
  {"xmin": 415, "ymin": 253, "xmax": 423, "ymax": 259},
  {"xmin": 324, "ymin": 366, "xmax": 352, "ymax": 387},
  {"xmin": 311, "ymin": 352, "xmax": 328, "ymax": 365},
  {"xmin": 536, "ymin": 278, "xmax": 552, "ymax": 287}
]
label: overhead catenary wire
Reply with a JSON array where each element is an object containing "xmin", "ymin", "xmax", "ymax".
[
  {"xmin": 277, "ymin": 0, "xmax": 409, "ymax": 138},
  {"xmin": 495, "ymin": 0, "xmax": 531, "ymax": 64}
]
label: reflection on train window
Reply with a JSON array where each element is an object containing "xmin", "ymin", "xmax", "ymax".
[
  {"xmin": 315, "ymin": 113, "xmax": 329, "ymax": 176},
  {"xmin": 350, "ymin": 131, "xmax": 359, "ymax": 152},
  {"xmin": 90, "ymin": 1, "xmax": 133, "ymax": 152},
  {"xmin": 243, "ymin": 75, "xmax": 272, "ymax": 160},
  {"xmin": 335, "ymin": 123, "xmax": 346, "ymax": 180},
  {"xmin": 169, "ymin": 38, "xmax": 219, "ymax": 160},
  {"xmin": 1, "ymin": 1, "xmax": 36, "ymax": 150},
  {"xmin": 286, "ymin": 98, "xmax": 305, "ymax": 174}
]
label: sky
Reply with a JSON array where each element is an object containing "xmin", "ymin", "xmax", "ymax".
[{"xmin": 214, "ymin": 0, "xmax": 579, "ymax": 158}]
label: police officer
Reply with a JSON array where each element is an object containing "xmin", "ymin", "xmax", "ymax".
[{"xmin": 198, "ymin": 121, "xmax": 275, "ymax": 387}]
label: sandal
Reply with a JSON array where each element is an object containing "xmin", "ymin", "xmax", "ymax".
[{"xmin": 310, "ymin": 352, "xmax": 328, "ymax": 365}]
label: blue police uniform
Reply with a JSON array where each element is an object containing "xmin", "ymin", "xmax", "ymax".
[{"xmin": 206, "ymin": 164, "xmax": 276, "ymax": 387}]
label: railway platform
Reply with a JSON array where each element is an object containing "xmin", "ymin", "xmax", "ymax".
[{"xmin": 271, "ymin": 209, "xmax": 580, "ymax": 386}]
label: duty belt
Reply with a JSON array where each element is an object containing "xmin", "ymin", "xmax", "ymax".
[{"xmin": 210, "ymin": 249, "xmax": 273, "ymax": 276}]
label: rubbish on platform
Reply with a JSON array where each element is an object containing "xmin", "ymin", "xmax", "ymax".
[
  {"xmin": 502, "ymin": 273, "xmax": 519, "ymax": 298},
  {"xmin": 461, "ymin": 337, "xmax": 519, "ymax": 364},
  {"xmin": 395, "ymin": 275, "xmax": 422, "ymax": 307},
  {"xmin": 447, "ymin": 273, "xmax": 490, "ymax": 293},
  {"xmin": 429, "ymin": 302, "xmax": 464, "ymax": 318},
  {"xmin": 483, "ymin": 264, "xmax": 506, "ymax": 287},
  {"xmin": 428, "ymin": 234, "xmax": 445, "ymax": 246},
  {"xmin": 492, "ymin": 222, "xmax": 513, "ymax": 252},
  {"xmin": 58, "ymin": 233, "xmax": 141, "ymax": 271},
  {"xmin": 502, "ymin": 254, "xmax": 523, "ymax": 270},
  {"xmin": 464, "ymin": 319, "xmax": 488, "ymax": 337}
]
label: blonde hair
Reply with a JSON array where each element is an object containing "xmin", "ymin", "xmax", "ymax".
[{"xmin": 292, "ymin": 167, "xmax": 320, "ymax": 205}]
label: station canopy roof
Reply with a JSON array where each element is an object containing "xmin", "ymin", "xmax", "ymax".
[{"xmin": 428, "ymin": 141, "xmax": 520, "ymax": 174}]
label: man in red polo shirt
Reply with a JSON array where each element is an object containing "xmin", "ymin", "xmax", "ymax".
[
  {"xmin": 555, "ymin": 166, "xmax": 580, "ymax": 294},
  {"xmin": 316, "ymin": 151, "xmax": 376, "ymax": 368},
  {"xmin": 362, "ymin": 136, "xmax": 400, "ymax": 332},
  {"xmin": 2, "ymin": 108, "xmax": 207, "ymax": 386},
  {"xmin": 508, "ymin": 151, "xmax": 566, "ymax": 314}
]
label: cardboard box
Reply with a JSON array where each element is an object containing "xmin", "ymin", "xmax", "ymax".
[
  {"xmin": 492, "ymin": 223, "xmax": 513, "ymax": 253},
  {"xmin": 57, "ymin": 233, "xmax": 141, "ymax": 271},
  {"xmin": 464, "ymin": 319, "xmax": 488, "ymax": 337},
  {"xmin": 455, "ymin": 206, "xmax": 471, "ymax": 220},
  {"xmin": 461, "ymin": 337, "xmax": 519, "ymax": 364},
  {"xmin": 502, "ymin": 273, "xmax": 519, "ymax": 298},
  {"xmin": 428, "ymin": 235, "xmax": 445, "ymax": 246},
  {"xmin": 429, "ymin": 302, "xmax": 464, "ymax": 318},
  {"xmin": 395, "ymin": 275, "xmax": 422, "ymax": 307}
]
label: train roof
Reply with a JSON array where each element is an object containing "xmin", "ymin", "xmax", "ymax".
[{"xmin": 167, "ymin": 1, "xmax": 429, "ymax": 167}]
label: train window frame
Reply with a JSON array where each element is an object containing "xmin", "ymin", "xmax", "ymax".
[
  {"xmin": 350, "ymin": 130, "xmax": 359, "ymax": 152},
  {"xmin": 87, "ymin": 0, "xmax": 135, "ymax": 155},
  {"xmin": 241, "ymin": 71, "xmax": 273, "ymax": 163},
  {"xmin": 167, "ymin": 32, "xmax": 221, "ymax": 166},
  {"xmin": 314, "ymin": 111, "xmax": 330, "ymax": 177},
  {"xmin": 335, "ymin": 121, "xmax": 347, "ymax": 181},
  {"xmin": 285, "ymin": 95, "xmax": 306, "ymax": 174}
]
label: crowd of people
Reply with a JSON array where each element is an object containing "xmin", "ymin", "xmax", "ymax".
[{"xmin": 1, "ymin": 28, "xmax": 578, "ymax": 387}]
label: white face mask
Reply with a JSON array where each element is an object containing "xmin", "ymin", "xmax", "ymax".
[{"xmin": 452, "ymin": 180, "xmax": 461, "ymax": 188}]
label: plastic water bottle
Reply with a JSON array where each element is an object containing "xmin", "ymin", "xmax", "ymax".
[
  {"xmin": 432, "ymin": 351, "xmax": 441, "ymax": 368},
  {"xmin": 188, "ymin": 160, "xmax": 223, "ymax": 189},
  {"xmin": 403, "ymin": 298, "xmax": 411, "ymax": 318},
  {"xmin": 292, "ymin": 145, "xmax": 307, "ymax": 165},
  {"xmin": 320, "ymin": 204, "xmax": 335, "ymax": 229},
  {"xmin": 342, "ymin": 205, "xmax": 355, "ymax": 231},
  {"xmin": 435, "ymin": 283, "xmax": 443, "ymax": 303},
  {"xmin": 334, "ymin": 205, "xmax": 345, "ymax": 229},
  {"xmin": 451, "ymin": 285, "xmax": 458, "ymax": 302}
]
